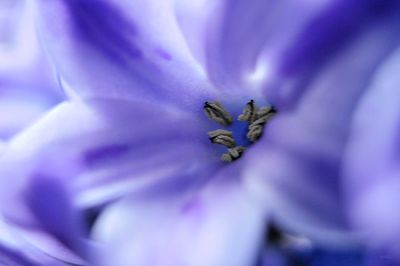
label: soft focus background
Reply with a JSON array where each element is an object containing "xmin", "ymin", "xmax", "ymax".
[
  {"xmin": 0, "ymin": 0, "xmax": 62, "ymax": 141},
  {"xmin": 0, "ymin": 0, "xmax": 399, "ymax": 265}
]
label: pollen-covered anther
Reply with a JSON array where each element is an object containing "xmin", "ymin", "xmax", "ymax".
[
  {"xmin": 238, "ymin": 100, "xmax": 257, "ymax": 123},
  {"xmin": 247, "ymin": 105, "xmax": 277, "ymax": 142},
  {"xmin": 204, "ymin": 99, "xmax": 277, "ymax": 163},
  {"xmin": 204, "ymin": 101, "xmax": 233, "ymax": 126},
  {"xmin": 221, "ymin": 146, "xmax": 245, "ymax": 162},
  {"xmin": 256, "ymin": 106, "xmax": 276, "ymax": 118},
  {"xmin": 208, "ymin": 129, "xmax": 236, "ymax": 148},
  {"xmin": 247, "ymin": 124, "xmax": 264, "ymax": 142}
]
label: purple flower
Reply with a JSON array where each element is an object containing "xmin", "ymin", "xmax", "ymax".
[{"xmin": 0, "ymin": 0, "xmax": 399, "ymax": 265}]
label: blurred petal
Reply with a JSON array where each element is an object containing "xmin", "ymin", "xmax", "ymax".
[
  {"xmin": 343, "ymin": 47, "xmax": 400, "ymax": 254},
  {"xmin": 0, "ymin": 0, "xmax": 39, "ymax": 73},
  {"xmin": 261, "ymin": 247, "xmax": 290, "ymax": 266},
  {"xmin": 33, "ymin": 0, "xmax": 216, "ymax": 108},
  {"xmin": 244, "ymin": 12, "xmax": 400, "ymax": 244},
  {"xmin": 182, "ymin": 0, "xmax": 400, "ymax": 104},
  {"xmin": 0, "ymin": 140, "xmax": 4, "ymax": 153},
  {"xmin": 174, "ymin": 0, "xmax": 217, "ymax": 70},
  {"xmin": 7, "ymin": 227, "xmax": 87, "ymax": 265},
  {"xmin": 92, "ymin": 174, "xmax": 266, "ymax": 266},
  {"xmin": 0, "ymin": 98, "xmax": 216, "ymax": 217},
  {"xmin": 21, "ymin": 174, "xmax": 87, "ymax": 264},
  {"xmin": 198, "ymin": 0, "xmax": 330, "ymax": 95},
  {"xmin": 0, "ymin": 161, "xmax": 87, "ymax": 264},
  {"xmin": 308, "ymin": 248, "xmax": 364, "ymax": 266},
  {"xmin": 265, "ymin": 0, "xmax": 400, "ymax": 108},
  {"xmin": 0, "ymin": 0, "xmax": 61, "ymax": 139},
  {"xmin": 363, "ymin": 250, "xmax": 400, "ymax": 266},
  {"xmin": 0, "ymin": 0, "xmax": 58, "ymax": 91},
  {"xmin": 0, "ymin": 218, "xmax": 65, "ymax": 266},
  {"xmin": 0, "ymin": 83, "xmax": 60, "ymax": 139}
]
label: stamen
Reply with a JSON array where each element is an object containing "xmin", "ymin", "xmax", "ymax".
[
  {"xmin": 256, "ymin": 106, "xmax": 276, "ymax": 119},
  {"xmin": 204, "ymin": 99, "xmax": 277, "ymax": 163},
  {"xmin": 221, "ymin": 146, "xmax": 245, "ymax": 162},
  {"xmin": 208, "ymin": 129, "xmax": 236, "ymax": 148},
  {"xmin": 204, "ymin": 101, "xmax": 233, "ymax": 126},
  {"xmin": 238, "ymin": 100, "xmax": 257, "ymax": 123},
  {"xmin": 247, "ymin": 105, "xmax": 276, "ymax": 142},
  {"xmin": 247, "ymin": 124, "xmax": 264, "ymax": 142}
]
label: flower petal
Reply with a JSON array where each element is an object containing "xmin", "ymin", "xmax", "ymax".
[
  {"xmin": 265, "ymin": 0, "xmax": 400, "ymax": 108},
  {"xmin": 0, "ymin": 0, "xmax": 40, "ymax": 74},
  {"xmin": 183, "ymin": 0, "xmax": 400, "ymax": 102},
  {"xmin": 23, "ymin": 174, "xmax": 87, "ymax": 264},
  {"xmin": 0, "ymin": 204, "xmax": 85, "ymax": 266},
  {"xmin": 201, "ymin": 0, "xmax": 330, "ymax": 95},
  {"xmin": 92, "ymin": 174, "xmax": 266, "ymax": 266},
  {"xmin": 0, "ymin": 157, "xmax": 88, "ymax": 265},
  {"xmin": 0, "ymin": 83, "xmax": 60, "ymax": 139},
  {"xmin": 33, "ymin": 0, "xmax": 216, "ymax": 108},
  {"xmin": 0, "ymin": 0, "xmax": 61, "ymax": 139},
  {"xmin": 343, "ymin": 46, "xmax": 400, "ymax": 254},
  {"xmin": 0, "ymin": 98, "xmax": 215, "ymax": 215},
  {"xmin": 243, "ymin": 13, "xmax": 400, "ymax": 244},
  {"xmin": 0, "ymin": 218, "xmax": 67, "ymax": 266}
]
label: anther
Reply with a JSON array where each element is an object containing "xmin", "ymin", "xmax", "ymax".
[
  {"xmin": 247, "ymin": 105, "xmax": 276, "ymax": 142},
  {"xmin": 238, "ymin": 100, "xmax": 257, "ymax": 123},
  {"xmin": 208, "ymin": 129, "xmax": 233, "ymax": 139},
  {"xmin": 221, "ymin": 146, "xmax": 244, "ymax": 163},
  {"xmin": 204, "ymin": 101, "xmax": 233, "ymax": 126},
  {"xmin": 208, "ymin": 129, "xmax": 236, "ymax": 148},
  {"xmin": 251, "ymin": 113, "xmax": 273, "ymax": 126},
  {"xmin": 247, "ymin": 124, "xmax": 264, "ymax": 142},
  {"xmin": 256, "ymin": 106, "xmax": 276, "ymax": 119},
  {"xmin": 221, "ymin": 146, "xmax": 245, "ymax": 162},
  {"xmin": 204, "ymin": 99, "xmax": 277, "ymax": 163}
]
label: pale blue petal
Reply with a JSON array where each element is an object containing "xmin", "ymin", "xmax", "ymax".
[
  {"xmin": 0, "ymin": 218, "xmax": 68, "ymax": 266},
  {"xmin": 182, "ymin": 0, "xmax": 400, "ymax": 105},
  {"xmin": 0, "ymin": 197, "xmax": 85, "ymax": 265},
  {"xmin": 23, "ymin": 174, "xmax": 87, "ymax": 263},
  {"xmin": 243, "ymin": 13, "xmax": 400, "ymax": 244},
  {"xmin": 265, "ymin": 0, "xmax": 400, "ymax": 108},
  {"xmin": 344, "ymin": 46, "xmax": 400, "ymax": 254},
  {"xmin": 0, "ymin": 0, "xmax": 61, "ymax": 139},
  {"xmin": 92, "ymin": 174, "xmax": 266, "ymax": 266},
  {"xmin": 0, "ymin": 98, "xmax": 215, "ymax": 215},
  {"xmin": 0, "ymin": 83, "xmax": 61, "ymax": 139},
  {"xmin": 33, "ymin": 0, "xmax": 217, "ymax": 109},
  {"xmin": 202, "ymin": 0, "xmax": 330, "ymax": 95}
]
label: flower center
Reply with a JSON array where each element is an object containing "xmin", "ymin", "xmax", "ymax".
[{"xmin": 204, "ymin": 100, "xmax": 276, "ymax": 162}]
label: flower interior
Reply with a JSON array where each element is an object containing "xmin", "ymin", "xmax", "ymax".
[{"xmin": 204, "ymin": 99, "xmax": 276, "ymax": 162}]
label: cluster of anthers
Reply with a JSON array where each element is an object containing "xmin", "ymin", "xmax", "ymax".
[{"xmin": 204, "ymin": 100, "xmax": 276, "ymax": 162}]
